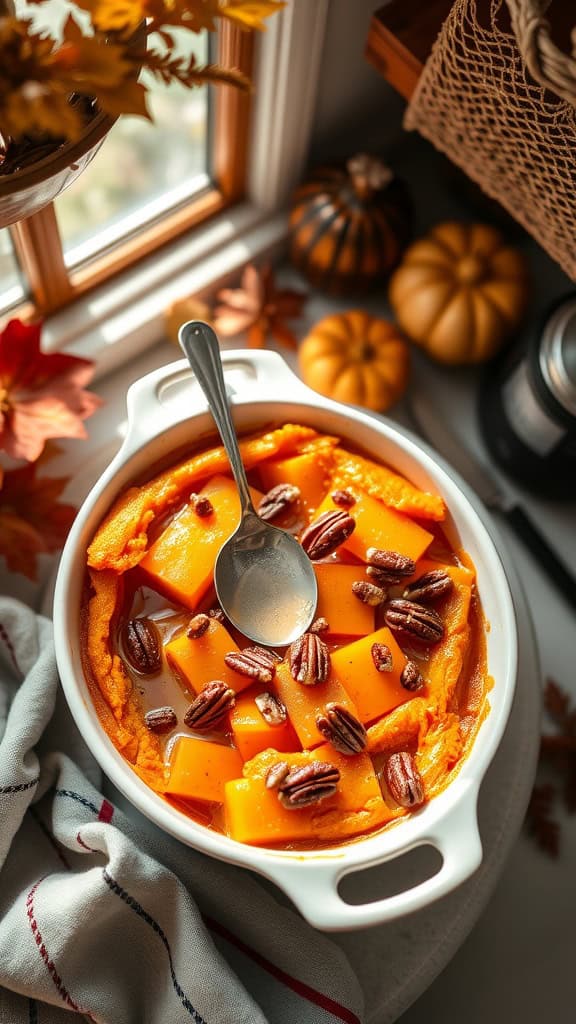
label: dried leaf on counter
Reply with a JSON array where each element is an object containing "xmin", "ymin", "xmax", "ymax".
[
  {"xmin": 213, "ymin": 264, "xmax": 306, "ymax": 349},
  {"xmin": 0, "ymin": 318, "xmax": 102, "ymax": 462},
  {"xmin": 0, "ymin": 462, "xmax": 76, "ymax": 580},
  {"xmin": 525, "ymin": 784, "xmax": 560, "ymax": 858},
  {"xmin": 544, "ymin": 678, "xmax": 574, "ymax": 733},
  {"xmin": 525, "ymin": 678, "xmax": 576, "ymax": 855}
]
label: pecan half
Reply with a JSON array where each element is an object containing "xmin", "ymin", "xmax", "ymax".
[
  {"xmin": 123, "ymin": 618, "xmax": 161, "ymax": 675},
  {"xmin": 225, "ymin": 646, "xmax": 280, "ymax": 684},
  {"xmin": 371, "ymin": 642, "xmax": 393, "ymax": 672},
  {"xmin": 331, "ymin": 489, "xmax": 356, "ymax": 508},
  {"xmin": 277, "ymin": 761, "xmax": 340, "ymax": 809},
  {"xmin": 257, "ymin": 483, "xmax": 300, "ymax": 522},
  {"xmin": 384, "ymin": 599, "xmax": 445, "ymax": 644},
  {"xmin": 300, "ymin": 509, "xmax": 355, "ymax": 560},
  {"xmin": 384, "ymin": 752, "xmax": 425, "ymax": 808},
  {"xmin": 316, "ymin": 703, "xmax": 367, "ymax": 755},
  {"xmin": 184, "ymin": 680, "xmax": 235, "ymax": 731},
  {"xmin": 309, "ymin": 616, "xmax": 329, "ymax": 635},
  {"xmin": 190, "ymin": 492, "xmax": 214, "ymax": 517},
  {"xmin": 255, "ymin": 691, "xmax": 287, "ymax": 726},
  {"xmin": 352, "ymin": 580, "xmax": 386, "ymax": 606},
  {"xmin": 403, "ymin": 569, "xmax": 453, "ymax": 604},
  {"xmin": 400, "ymin": 660, "xmax": 425, "ymax": 692},
  {"xmin": 366, "ymin": 548, "xmax": 416, "ymax": 585},
  {"xmin": 186, "ymin": 613, "xmax": 211, "ymax": 639},
  {"xmin": 289, "ymin": 632, "xmax": 330, "ymax": 685},
  {"xmin": 145, "ymin": 706, "xmax": 177, "ymax": 733},
  {"xmin": 265, "ymin": 761, "xmax": 290, "ymax": 789}
]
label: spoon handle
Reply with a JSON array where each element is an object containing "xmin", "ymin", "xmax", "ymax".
[{"xmin": 179, "ymin": 321, "xmax": 255, "ymax": 514}]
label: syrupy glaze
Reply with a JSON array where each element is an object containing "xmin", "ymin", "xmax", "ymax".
[{"xmin": 80, "ymin": 423, "xmax": 489, "ymax": 850}]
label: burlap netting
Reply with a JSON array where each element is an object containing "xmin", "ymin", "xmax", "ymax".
[{"xmin": 404, "ymin": 0, "xmax": 576, "ymax": 281}]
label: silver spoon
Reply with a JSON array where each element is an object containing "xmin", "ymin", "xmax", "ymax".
[{"xmin": 179, "ymin": 320, "xmax": 317, "ymax": 647}]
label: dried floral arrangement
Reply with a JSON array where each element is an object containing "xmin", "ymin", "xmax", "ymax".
[
  {"xmin": 525, "ymin": 678, "xmax": 576, "ymax": 857},
  {"xmin": 0, "ymin": 0, "xmax": 283, "ymax": 173},
  {"xmin": 0, "ymin": 318, "xmax": 100, "ymax": 578}
]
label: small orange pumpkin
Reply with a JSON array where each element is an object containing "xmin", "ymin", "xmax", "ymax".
[
  {"xmin": 389, "ymin": 221, "xmax": 529, "ymax": 365},
  {"xmin": 298, "ymin": 311, "xmax": 410, "ymax": 412},
  {"xmin": 289, "ymin": 154, "xmax": 411, "ymax": 296}
]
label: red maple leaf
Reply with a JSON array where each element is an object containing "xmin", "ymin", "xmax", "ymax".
[
  {"xmin": 0, "ymin": 461, "xmax": 77, "ymax": 580},
  {"xmin": 0, "ymin": 318, "xmax": 102, "ymax": 461}
]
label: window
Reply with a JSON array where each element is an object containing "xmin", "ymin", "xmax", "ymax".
[
  {"xmin": 0, "ymin": 229, "xmax": 26, "ymax": 312},
  {"xmin": 1, "ymin": 23, "xmax": 252, "ymax": 317},
  {"xmin": 1, "ymin": 0, "xmax": 329, "ymax": 378},
  {"xmin": 56, "ymin": 31, "xmax": 210, "ymax": 269}
]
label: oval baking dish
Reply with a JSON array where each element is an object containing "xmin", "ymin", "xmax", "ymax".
[{"xmin": 53, "ymin": 350, "xmax": 517, "ymax": 931}]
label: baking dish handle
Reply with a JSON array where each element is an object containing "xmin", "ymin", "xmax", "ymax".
[
  {"xmin": 261, "ymin": 782, "xmax": 482, "ymax": 932},
  {"xmin": 123, "ymin": 349, "xmax": 310, "ymax": 453}
]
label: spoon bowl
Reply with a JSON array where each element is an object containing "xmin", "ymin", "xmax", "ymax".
[
  {"xmin": 179, "ymin": 321, "xmax": 318, "ymax": 646},
  {"xmin": 215, "ymin": 511, "xmax": 317, "ymax": 646}
]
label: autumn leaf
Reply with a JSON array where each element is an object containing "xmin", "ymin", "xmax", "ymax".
[
  {"xmin": 0, "ymin": 318, "xmax": 102, "ymax": 462},
  {"xmin": 219, "ymin": 1, "xmax": 286, "ymax": 31},
  {"xmin": 544, "ymin": 678, "xmax": 572, "ymax": 728},
  {"xmin": 143, "ymin": 50, "xmax": 250, "ymax": 92},
  {"xmin": 0, "ymin": 17, "xmax": 85, "ymax": 140},
  {"xmin": 72, "ymin": 0, "xmax": 147, "ymax": 35},
  {"xmin": 0, "ymin": 462, "xmax": 76, "ymax": 580},
  {"xmin": 214, "ymin": 264, "xmax": 307, "ymax": 349},
  {"xmin": 525, "ymin": 784, "xmax": 560, "ymax": 858}
]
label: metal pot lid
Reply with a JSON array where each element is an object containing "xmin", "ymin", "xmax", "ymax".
[{"xmin": 539, "ymin": 297, "xmax": 576, "ymax": 417}]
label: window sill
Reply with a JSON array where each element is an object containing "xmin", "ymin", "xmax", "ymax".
[{"xmin": 41, "ymin": 201, "xmax": 289, "ymax": 380}]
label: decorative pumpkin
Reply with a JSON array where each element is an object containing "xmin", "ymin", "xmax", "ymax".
[
  {"xmin": 298, "ymin": 311, "xmax": 410, "ymax": 412},
  {"xmin": 389, "ymin": 221, "xmax": 529, "ymax": 365},
  {"xmin": 289, "ymin": 154, "xmax": 411, "ymax": 296}
]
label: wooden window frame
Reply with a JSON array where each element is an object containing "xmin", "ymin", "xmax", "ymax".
[{"xmin": 6, "ymin": 22, "xmax": 253, "ymax": 317}]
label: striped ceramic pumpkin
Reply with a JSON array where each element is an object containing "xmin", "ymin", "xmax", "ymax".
[{"xmin": 289, "ymin": 155, "xmax": 410, "ymax": 296}]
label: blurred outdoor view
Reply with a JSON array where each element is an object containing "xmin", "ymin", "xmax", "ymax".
[
  {"xmin": 0, "ymin": 231, "xmax": 25, "ymax": 311},
  {"xmin": 56, "ymin": 30, "xmax": 210, "ymax": 267}
]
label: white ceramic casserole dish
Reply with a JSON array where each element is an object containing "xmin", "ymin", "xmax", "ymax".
[{"xmin": 53, "ymin": 350, "xmax": 518, "ymax": 932}]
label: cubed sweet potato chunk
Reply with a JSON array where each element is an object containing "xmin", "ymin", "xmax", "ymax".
[
  {"xmin": 225, "ymin": 744, "xmax": 393, "ymax": 846},
  {"xmin": 258, "ymin": 448, "xmax": 334, "ymax": 515},
  {"xmin": 139, "ymin": 475, "xmax": 262, "ymax": 610},
  {"xmin": 230, "ymin": 686, "xmax": 301, "ymax": 761},
  {"xmin": 313, "ymin": 489, "xmax": 433, "ymax": 563},
  {"xmin": 225, "ymin": 779, "xmax": 313, "ymax": 845},
  {"xmin": 314, "ymin": 563, "xmax": 374, "ymax": 636},
  {"xmin": 165, "ymin": 619, "xmax": 252, "ymax": 695},
  {"xmin": 274, "ymin": 659, "xmax": 359, "ymax": 748},
  {"xmin": 331, "ymin": 626, "xmax": 410, "ymax": 724},
  {"xmin": 166, "ymin": 737, "xmax": 243, "ymax": 803}
]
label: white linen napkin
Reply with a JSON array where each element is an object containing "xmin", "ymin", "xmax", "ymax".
[{"xmin": 0, "ymin": 597, "xmax": 364, "ymax": 1024}]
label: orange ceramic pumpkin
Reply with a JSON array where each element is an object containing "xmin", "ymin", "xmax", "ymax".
[
  {"xmin": 388, "ymin": 221, "xmax": 529, "ymax": 365},
  {"xmin": 298, "ymin": 311, "xmax": 409, "ymax": 411}
]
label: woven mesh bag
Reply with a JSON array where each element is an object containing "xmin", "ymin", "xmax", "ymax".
[{"xmin": 404, "ymin": 0, "xmax": 576, "ymax": 280}]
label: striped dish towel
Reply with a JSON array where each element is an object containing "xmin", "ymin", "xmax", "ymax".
[{"xmin": 0, "ymin": 598, "xmax": 364, "ymax": 1024}]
